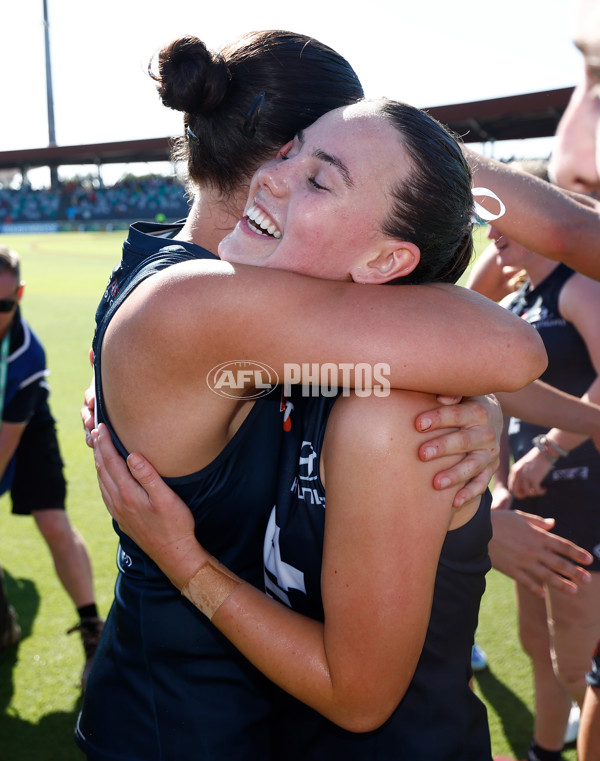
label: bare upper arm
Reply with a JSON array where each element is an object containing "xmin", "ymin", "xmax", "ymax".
[
  {"xmin": 317, "ymin": 390, "xmax": 470, "ymax": 715},
  {"xmin": 560, "ymin": 273, "xmax": 600, "ymax": 375},
  {"xmin": 106, "ymin": 258, "xmax": 546, "ymax": 399}
]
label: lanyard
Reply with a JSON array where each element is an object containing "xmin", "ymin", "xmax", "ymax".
[{"xmin": 0, "ymin": 332, "xmax": 10, "ymax": 418}]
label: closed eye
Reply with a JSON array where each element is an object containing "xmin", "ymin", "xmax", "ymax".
[{"xmin": 309, "ymin": 176, "xmax": 328, "ymax": 191}]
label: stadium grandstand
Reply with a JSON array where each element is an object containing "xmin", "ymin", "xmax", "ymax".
[
  {"xmin": 0, "ymin": 86, "xmax": 574, "ymax": 234},
  {"xmin": 0, "ymin": 176, "xmax": 189, "ymax": 231}
]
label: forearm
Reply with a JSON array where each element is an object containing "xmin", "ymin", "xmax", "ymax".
[
  {"xmin": 496, "ymin": 380, "xmax": 600, "ymax": 436},
  {"xmin": 465, "ymin": 148, "xmax": 600, "ymax": 280},
  {"xmin": 493, "ymin": 424, "xmax": 511, "ymax": 490},
  {"xmin": 179, "ymin": 555, "xmax": 385, "ymax": 731},
  {"xmin": 542, "ymin": 388, "xmax": 599, "ymax": 453},
  {"xmin": 133, "ymin": 262, "xmax": 547, "ymax": 401}
]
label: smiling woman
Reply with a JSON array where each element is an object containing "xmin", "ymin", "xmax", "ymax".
[
  {"xmin": 219, "ymin": 100, "xmax": 473, "ymax": 286},
  {"xmin": 83, "ymin": 86, "xmax": 546, "ymax": 761}
]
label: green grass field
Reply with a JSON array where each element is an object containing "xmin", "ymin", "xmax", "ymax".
[{"xmin": 0, "ymin": 229, "xmax": 577, "ymax": 760}]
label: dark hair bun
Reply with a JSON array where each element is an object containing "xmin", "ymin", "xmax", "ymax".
[{"xmin": 150, "ymin": 35, "xmax": 230, "ymax": 115}]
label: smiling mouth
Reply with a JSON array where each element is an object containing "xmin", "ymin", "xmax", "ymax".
[{"xmin": 246, "ymin": 204, "xmax": 281, "ymax": 238}]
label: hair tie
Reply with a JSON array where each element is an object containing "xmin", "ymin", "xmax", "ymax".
[
  {"xmin": 187, "ymin": 125, "xmax": 200, "ymax": 146},
  {"xmin": 472, "ymin": 187, "xmax": 506, "ymax": 222},
  {"xmin": 242, "ymin": 91, "xmax": 266, "ymax": 138}
]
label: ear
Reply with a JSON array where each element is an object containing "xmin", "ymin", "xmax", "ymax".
[
  {"xmin": 15, "ymin": 281, "xmax": 25, "ymax": 302},
  {"xmin": 350, "ymin": 242, "xmax": 420, "ymax": 285}
]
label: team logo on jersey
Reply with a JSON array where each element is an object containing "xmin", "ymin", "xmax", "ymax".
[
  {"xmin": 118, "ymin": 546, "xmax": 133, "ymax": 569},
  {"xmin": 290, "ymin": 441, "xmax": 325, "ymax": 507},
  {"xmin": 264, "ymin": 509, "xmax": 306, "ymax": 606},
  {"xmin": 206, "ymin": 360, "xmax": 278, "ymax": 399},
  {"xmin": 550, "ymin": 466, "xmax": 589, "ymax": 482}
]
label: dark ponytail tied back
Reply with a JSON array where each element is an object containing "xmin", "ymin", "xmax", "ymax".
[{"xmin": 149, "ymin": 30, "xmax": 364, "ymax": 196}]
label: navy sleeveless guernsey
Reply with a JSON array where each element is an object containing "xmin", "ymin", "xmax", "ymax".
[
  {"xmin": 265, "ymin": 390, "xmax": 493, "ymax": 761},
  {"xmin": 76, "ymin": 223, "xmax": 284, "ymax": 761},
  {"xmin": 505, "ymin": 263, "xmax": 600, "ymax": 568}
]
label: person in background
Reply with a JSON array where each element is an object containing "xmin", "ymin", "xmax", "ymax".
[
  {"xmin": 464, "ymin": 3, "xmax": 600, "ymax": 757},
  {"xmin": 489, "ymin": 155, "xmax": 600, "ymax": 760},
  {"xmin": 550, "ymin": 2, "xmax": 600, "ymax": 759},
  {"xmin": 0, "ymin": 246, "xmax": 103, "ymax": 690}
]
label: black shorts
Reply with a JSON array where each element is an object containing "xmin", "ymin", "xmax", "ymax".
[{"xmin": 10, "ymin": 416, "xmax": 66, "ymax": 515}]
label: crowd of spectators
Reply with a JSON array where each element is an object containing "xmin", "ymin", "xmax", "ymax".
[{"xmin": 0, "ymin": 175, "xmax": 190, "ymax": 225}]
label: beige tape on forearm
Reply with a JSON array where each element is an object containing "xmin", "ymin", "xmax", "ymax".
[{"xmin": 180, "ymin": 556, "xmax": 244, "ymax": 620}]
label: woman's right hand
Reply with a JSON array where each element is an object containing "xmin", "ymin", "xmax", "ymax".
[{"xmin": 92, "ymin": 424, "xmax": 204, "ymax": 588}]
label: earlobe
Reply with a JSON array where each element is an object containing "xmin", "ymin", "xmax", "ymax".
[{"xmin": 350, "ymin": 242, "xmax": 420, "ymax": 284}]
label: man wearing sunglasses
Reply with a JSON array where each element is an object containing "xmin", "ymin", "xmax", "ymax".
[{"xmin": 0, "ymin": 246, "xmax": 103, "ymax": 692}]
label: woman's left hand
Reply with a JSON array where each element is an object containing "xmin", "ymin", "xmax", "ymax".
[
  {"xmin": 508, "ymin": 447, "xmax": 553, "ymax": 500},
  {"xmin": 414, "ymin": 395, "xmax": 501, "ymax": 507},
  {"xmin": 92, "ymin": 423, "xmax": 204, "ymax": 587}
]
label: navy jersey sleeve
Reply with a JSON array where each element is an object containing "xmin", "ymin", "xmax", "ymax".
[
  {"xmin": 3, "ymin": 375, "xmax": 48, "ymax": 424},
  {"xmin": 3, "ymin": 313, "xmax": 49, "ymax": 424}
]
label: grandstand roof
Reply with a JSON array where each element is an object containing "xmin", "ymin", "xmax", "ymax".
[
  {"xmin": 0, "ymin": 87, "xmax": 575, "ymax": 172},
  {"xmin": 427, "ymin": 86, "xmax": 575, "ymax": 143}
]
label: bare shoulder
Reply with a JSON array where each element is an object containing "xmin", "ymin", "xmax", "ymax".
[
  {"xmin": 325, "ymin": 389, "xmax": 444, "ymax": 466},
  {"xmin": 328, "ymin": 390, "xmax": 441, "ymax": 441},
  {"xmin": 323, "ymin": 389, "xmax": 467, "ymax": 502}
]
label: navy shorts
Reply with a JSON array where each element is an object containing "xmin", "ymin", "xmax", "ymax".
[{"xmin": 10, "ymin": 416, "xmax": 66, "ymax": 515}]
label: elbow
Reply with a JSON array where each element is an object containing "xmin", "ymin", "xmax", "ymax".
[
  {"xmin": 498, "ymin": 323, "xmax": 548, "ymax": 392},
  {"xmin": 328, "ymin": 696, "xmax": 400, "ymax": 733},
  {"xmin": 334, "ymin": 711, "xmax": 392, "ymax": 734}
]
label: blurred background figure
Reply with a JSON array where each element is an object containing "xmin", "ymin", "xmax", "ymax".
[
  {"xmin": 489, "ymin": 158, "xmax": 600, "ymax": 761},
  {"xmin": 0, "ymin": 246, "xmax": 103, "ymax": 691}
]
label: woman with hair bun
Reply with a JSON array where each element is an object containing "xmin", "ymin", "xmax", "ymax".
[{"xmin": 77, "ymin": 31, "xmax": 544, "ymax": 761}]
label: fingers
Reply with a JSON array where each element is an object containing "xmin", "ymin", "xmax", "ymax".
[
  {"xmin": 126, "ymin": 453, "xmax": 172, "ymax": 507},
  {"xmin": 415, "ymin": 399, "xmax": 489, "ymax": 433},
  {"xmin": 435, "ymin": 395, "xmax": 463, "ymax": 406},
  {"xmin": 92, "ymin": 424, "xmax": 145, "ymax": 515},
  {"xmin": 419, "ymin": 427, "xmax": 497, "ymax": 461},
  {"xmin": 489, "ymin": 510, "xmax": 593, "ymax": 596},
  {"xmin": 509, "ymin": 478, "xmax": 548, "ymax": 500},
  {"xmin": 431, "ymin": 448, "xmax": 498, "ymax": 490},
  {"xmin": 81, "ymin": 379, "xmax": 96, "ymax": 447},
  {"xmin": 450, "ymin": 467, "xmax": 496, "ymax": 507},
  {"xmin": 514, "ymin": 510, "xmax": 555, "ymax": 530},
  {"xmin": 543, "ymin": 531, "xmax": 594, "ymax": 568},
  {"xmin": 81, "ymin": 406, "xmax": 94, "ymax": 448}
]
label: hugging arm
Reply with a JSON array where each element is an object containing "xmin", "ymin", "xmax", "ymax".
[
  {"xmin": 465, "ymin": 147, "xmax": 600, "ymax": 281},
  {"xmin": 93, "ymin": 391, "xmax": 461, "ymax": 731},
  {"xmin": 123, "ymin": 259, "xmax": 546, "ymax": 399}
]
